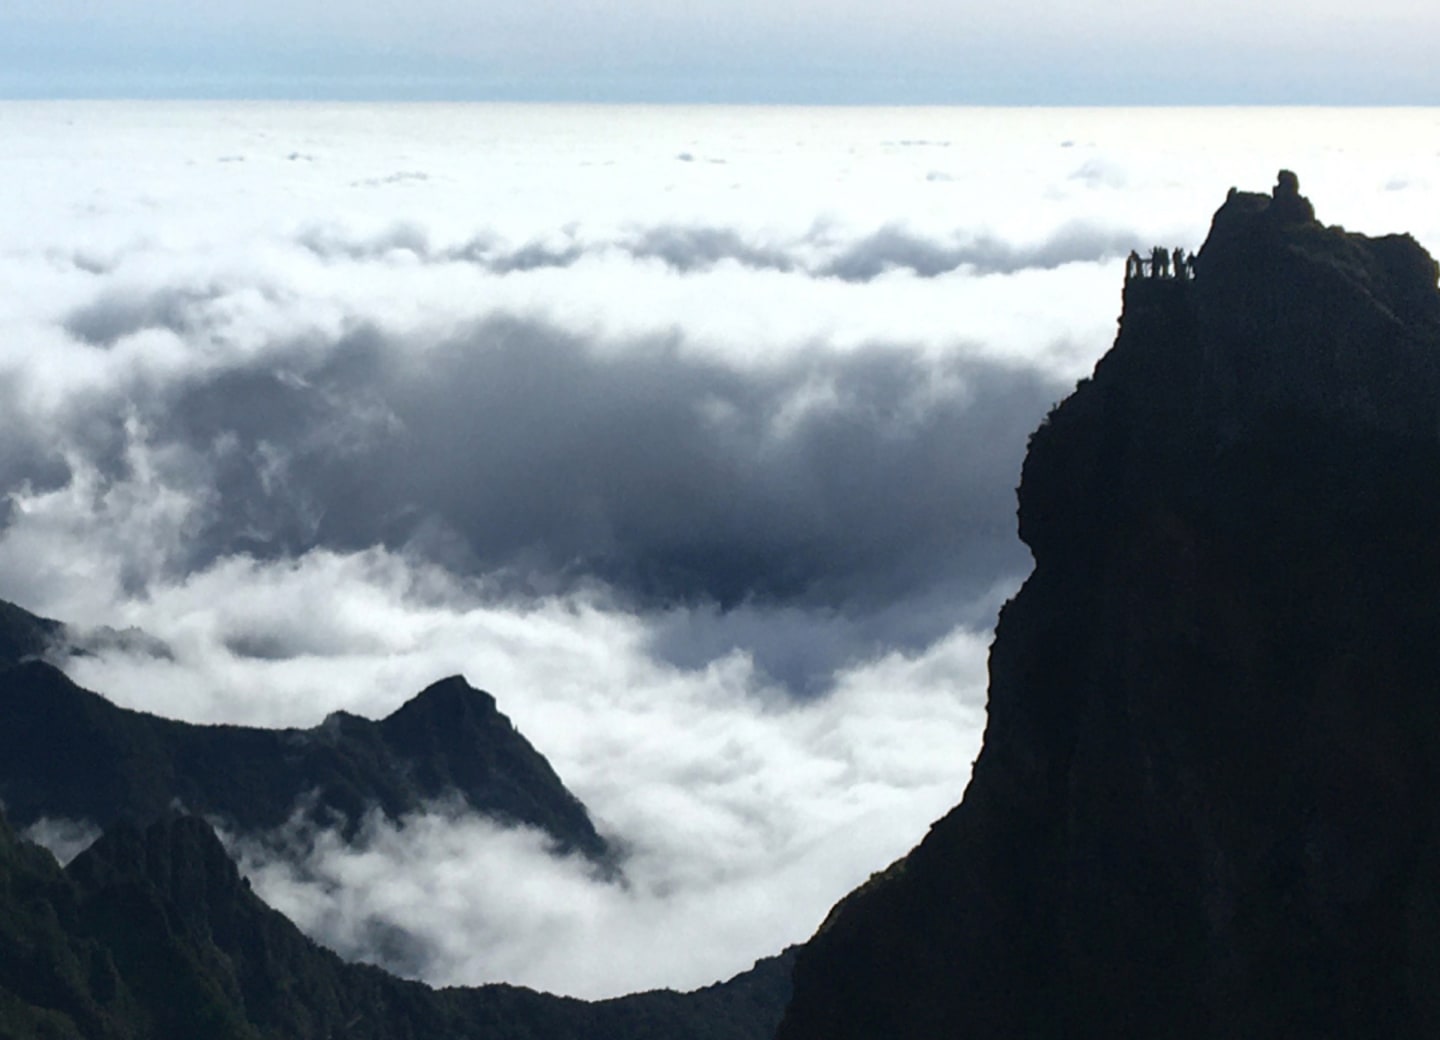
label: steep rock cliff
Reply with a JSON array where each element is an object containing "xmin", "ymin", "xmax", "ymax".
[{"xmin": 777, "ymin": 173, "xmax": 1440, "ymax": 1038}]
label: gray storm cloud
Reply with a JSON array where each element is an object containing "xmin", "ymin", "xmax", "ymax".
[
  {"xmin": 8, "ymin": 295, "xmax": 1064, "ymax": 689},
  {"xmin": 167, "ymin": 320, "xmax": 1053, "ymax": 606}
]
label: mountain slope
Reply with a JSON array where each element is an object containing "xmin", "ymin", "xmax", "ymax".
[
  {"xmin": 777, "ymin": 173, "xmax": 1440, "ymax": 1037},
  {"xmin": 0, "ymin": 809, "xmax": 793, "ymax": 1040},
  {"xmin": 0, "ymin": 599, "xmax": 62, "ymax": 667},
  {"xmin": 0, "ymin": 637, "xmax": 607, "ymax": 861}
]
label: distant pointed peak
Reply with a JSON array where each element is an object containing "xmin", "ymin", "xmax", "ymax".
[
  {"xmin": 317, "ymin": 707, "xmax": 365, "ymax": 730},
  {"xmin": 420, "ymin": 673, "xmax": 483, "ymax": 696},
  {"xmin": 66, "ymin": 812, "xmax": 245, "ymax": 902},
  {"xmin": 2, "ymin": 658, "xmax": 105, "ymax": 702},
  {"xmin": 417, "ymin": 673, "xmax": 496, "ymax": 704},
  {"xmin": 382, "ymin": 675, "xmax": 499, "ymax": 725}
]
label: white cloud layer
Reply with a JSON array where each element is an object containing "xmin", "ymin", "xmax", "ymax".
[
  {"xmin": 4, "ymin": 103, "xmax": 1440, "ymax": 997},
  {"xmin": 225, "ymin": 619, "xmax": 987, "ymax": 997}
]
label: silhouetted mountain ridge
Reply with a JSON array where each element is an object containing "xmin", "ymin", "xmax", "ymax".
[
  {"xmin": 0, "ymin": 630, "xmax": 608, "ymax": 862},
  {"xmin": 0, "ymin": 598, "xmax": 62, "ymax": 667},
  {"xmin": 0, "ymin": 598, "xmax": 791, "ymax": 1037},
  {"xmin": 0, "ymin": 808, "xmax": 794, "ymax": 1039}
]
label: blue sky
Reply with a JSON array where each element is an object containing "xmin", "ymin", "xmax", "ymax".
[{"xmin": 4, "ymin": 0, "xmax": 1437, "ymax": 103}]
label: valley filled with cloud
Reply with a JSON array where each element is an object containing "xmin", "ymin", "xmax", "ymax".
[{"xmin": 2, "ymin": 101, "xmax": 1438, "ymax": 997}]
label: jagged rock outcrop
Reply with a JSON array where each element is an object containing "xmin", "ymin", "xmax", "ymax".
[
  {"xmin": 0, "ymin": 636, "xmax": 608, "ymax": 861},
  {"xmin": 0, "ymin": 809, "xmax": 794, "ymax": 1039},
  {"xmin": 777, "ymin": 174, "xmax": 1440, "ymax": 1038}
]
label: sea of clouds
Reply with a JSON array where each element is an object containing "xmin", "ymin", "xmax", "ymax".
[{"xmin": 2, "ymin": 102, "xmax": 1438, "ymax": 997}]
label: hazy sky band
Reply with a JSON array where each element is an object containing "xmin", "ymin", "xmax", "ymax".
[{"xmin": 5, "ymin": 1, "xmax": 1438, "ymax": 103}]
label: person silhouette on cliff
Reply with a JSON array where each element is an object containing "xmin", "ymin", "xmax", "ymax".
[{"xmin": 1270, "ymin": 169, "xmax": 1316, "ymax": 224}]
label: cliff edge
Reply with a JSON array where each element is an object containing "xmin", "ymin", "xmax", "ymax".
[{"xmin": 777, "ymin": 173, "xmax": 1440, "ymax": 1038}]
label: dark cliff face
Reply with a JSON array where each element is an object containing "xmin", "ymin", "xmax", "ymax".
[
  {"xmin": 777, "ymin": 175, "xmax": 1440, "ymax": 1038},
  {"xmin": 0, "ymin": 649, "xmax": 608, "ymax": 862}
]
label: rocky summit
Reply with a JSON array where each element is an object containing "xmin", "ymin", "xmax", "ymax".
[{"xmin": 777, "ymin": 174, "xmax": 1440, "ymax": 1038}]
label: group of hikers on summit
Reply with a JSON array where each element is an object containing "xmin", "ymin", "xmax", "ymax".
[{"xmin": 1126, "ymin": 246, "xmax": 1194, "ymax": 280}]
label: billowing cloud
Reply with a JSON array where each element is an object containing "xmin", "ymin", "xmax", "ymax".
[
  {"xmin": 5, "ymin": 103, "xmax": 1438, "ymax": 999},
  {"xmin": 0, "ymin": 301, "xmax": 1058, "ymax": 690},
  {"xmin": 147, "ymin": 321, "xmax": 1054, "ymax": 612},
  {"xmin": 223, "ymin": 618, "xmax": 989, "ymax": 998}
]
